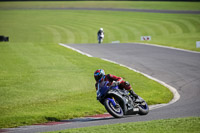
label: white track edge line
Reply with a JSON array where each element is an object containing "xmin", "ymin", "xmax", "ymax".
[
  {"xmin": 59, "ymin": 43, "xmax": 93, "ymax": 57},
  {"xmin": 59, "ymin": 43, "xmax": 180, "ymax": 110},
  {"xmin": 133, "ymin": 42, "xmax": 200, "ymax": 54}
]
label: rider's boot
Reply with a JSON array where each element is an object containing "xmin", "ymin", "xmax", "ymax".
[{"xmin": 129, "ymin": 89, "xmax": 143, "ymax": 103}]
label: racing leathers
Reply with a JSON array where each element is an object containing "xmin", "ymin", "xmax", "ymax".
[
  {"xmin": 97, "ymin": 30, "xmax": 104, "ymax": 43},
  {"xmin": 95, "ymin": 74, "xmax": 139, "ymax": 99},
  {"xmin": 97, "ymin": 30, "xmax": 104, "ymax": 37}
]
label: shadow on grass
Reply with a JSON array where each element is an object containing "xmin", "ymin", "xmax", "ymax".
[{"xmin": 45, "ymin": 117, "xmax": 60, "ymax": 122}]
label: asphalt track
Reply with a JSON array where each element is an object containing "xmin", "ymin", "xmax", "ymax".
[
  {"xmin": 2, "ymin": 8, "xmax": 200, "ymax": 133},
  {"xmin": 5, "ymin": 43, "xmax": 200, "ymax": 133}
]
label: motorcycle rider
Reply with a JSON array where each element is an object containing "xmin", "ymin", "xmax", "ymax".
[
  {"xmin": 97, "ymin": 28, "xmax": 104, "ymax": 43},
  {"xmin": 94, "ymin": 69, "xmax": 142, "ymax": 102}
]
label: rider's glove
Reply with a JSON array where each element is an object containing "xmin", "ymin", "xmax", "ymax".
[{"xmin": 111, "ymin": 81, "xmax": 120, "ymax": 87}]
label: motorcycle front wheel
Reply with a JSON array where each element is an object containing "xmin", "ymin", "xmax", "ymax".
[
  {"xmin": 138, "ymin": 101, "xmax": 149, "ymax": 115},
  {"xmin": 104, "ymin": 98, "xmax": 124, "ymax": 118}
]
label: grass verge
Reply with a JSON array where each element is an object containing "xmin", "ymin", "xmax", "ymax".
[{"xmin": 47, "ymin": 117, "xmax": 200, "ymax": 133}]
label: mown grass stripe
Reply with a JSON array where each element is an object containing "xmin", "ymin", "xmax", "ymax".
[
  {"xmin": 117, "ymin": 25, "xmax": 137, "ymax": 42},
  {"xmin": 171, "ymin": 19, "xmax": 192, "ymax": 34},
  {"xmin": 51, "ymin": 25, "xmax": 76, "ymax": 44},
  {"xmin": 42, "ymin": 25, "xmax": 62, "ymax": 43}
]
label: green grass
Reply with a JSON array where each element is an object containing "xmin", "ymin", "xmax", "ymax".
[
  {"xmin": 47, "ymin": 117, "xmax": 200, "ymax": 133},
  {"xmin": 0, "ymin": 40, "xmax": 172, "ymax": 128},
  {"xmin": 0, "ymin": 1, "xmax": 200, "ymax": 11},
  {"xmin": 1, "ymin": 9, "xmax": 200, "ymax": 51},
  {"xmin": 0, "ymin": 1, "xmax": 199, "ymax": 128}
]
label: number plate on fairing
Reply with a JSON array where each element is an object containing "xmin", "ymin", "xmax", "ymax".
[{"xmin": 133, "ymin": 108, "xmax": 139, "ymax": 112}]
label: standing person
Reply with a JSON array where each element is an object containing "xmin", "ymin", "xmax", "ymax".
[
  {"xmin": 97, "ymin": 28, "xmax": 104, "ymax": 44},
  {"xmin": 94, "ymin": 69, "xmax": 143, "ymax": 102}
]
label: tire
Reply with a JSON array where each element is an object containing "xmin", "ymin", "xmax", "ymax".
[
  {"xmin": 138, "ymin": 101, "xmax": 149, "ymax": 115},
  {"xmin": 104, "ymin": 98, "xmax": 124, "ymax": 118}
]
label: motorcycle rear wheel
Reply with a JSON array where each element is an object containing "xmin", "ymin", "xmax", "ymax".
[{"xmin": 104, "ymin": 98, "xmax": 124, "ymax": 118}]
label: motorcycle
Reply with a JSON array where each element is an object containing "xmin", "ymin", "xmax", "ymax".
[
  {"xmin": 96, "ymin": 81, "xmax": 149, "ymax": 118},
  {"xmin": 98, "ymin": 33, "xmax": 104, "ymax": 44}
]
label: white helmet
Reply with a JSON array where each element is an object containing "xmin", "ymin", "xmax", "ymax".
[{"xmin": 100, "ymin": 28, "xmax": 103, "ymax": 31}]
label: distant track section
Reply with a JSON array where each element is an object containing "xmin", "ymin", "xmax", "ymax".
[{"xmin": 1, "ymin": 7, "xmax": 200, "ymax": 14}]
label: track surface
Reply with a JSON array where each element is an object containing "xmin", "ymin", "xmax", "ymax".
[
  {"xmin": 5, "ymin": 43, "xmax": 200, "ymax": 133},
  {"xmin": 64, "ymin": 43, "xmax": 200, "ymax": 120}
]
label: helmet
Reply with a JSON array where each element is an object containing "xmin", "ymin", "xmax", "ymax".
[
  {"xmin": 100, "ymin": 28, "xmax": 103, "ymax": 31},
  {"xmin": 94, "ymin": 69, "xmax": 105, "ymax": 82}
]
